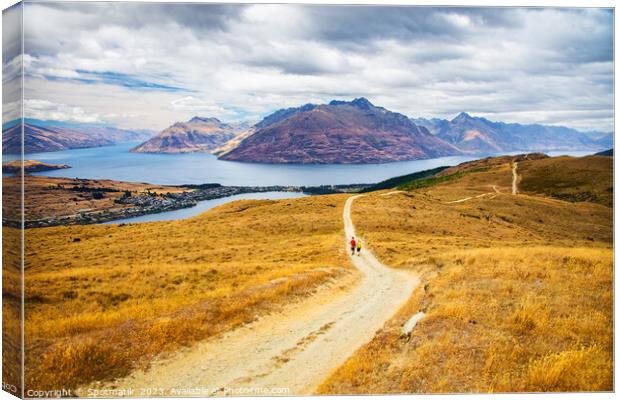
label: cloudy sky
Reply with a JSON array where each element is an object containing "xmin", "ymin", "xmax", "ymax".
[{"xmin": 2, "ymin": 2, "xmax": 614, "ymax": 132}]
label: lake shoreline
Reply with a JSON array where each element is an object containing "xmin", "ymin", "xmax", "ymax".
[
  {"xmin": 2, "ymin": 146, "xmax": 599, "ymax": 228},
  {"xmin": 3, "ymin": 176, "xmax": 368, "ymax": 229}
]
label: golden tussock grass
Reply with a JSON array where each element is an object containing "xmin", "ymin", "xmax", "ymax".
[
  {"xmin": 348, "ymin": 178, "xmax": 611, "ymax": 269},
  {"xmin": 319, "ymin": 158, "xmax": 612, "ymax": 394},
  {"xmin": 519, "ymin": 156, "xmax": 612, "ymax": 207},
  {"xmin": 20, "ymin": 194, "xmax": 350, "ymax": 391},
  {"xmin": 320, "ymin": 246, "xmax": 613, "ymax": 394},
  {"xmin": 2, "ymin": 226, "xmax": 23, "ymax": 395}
]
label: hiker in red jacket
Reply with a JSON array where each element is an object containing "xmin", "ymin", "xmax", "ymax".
[{"xmin": 350, "ymin": 237, "xmax": 356, "ymax": 256}]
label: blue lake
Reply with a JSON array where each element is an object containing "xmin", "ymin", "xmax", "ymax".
[
  {"xmin": 2, "ymin": 144, "xmax": 600, "ymax": 223},
  {"xmin": 2, "ymin": 142, "xmax": 597, "ymax": 187}
]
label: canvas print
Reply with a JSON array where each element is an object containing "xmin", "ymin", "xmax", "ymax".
[{"xmin": 1, "ymin": 1, "xmax": 614, "ymax": 398}]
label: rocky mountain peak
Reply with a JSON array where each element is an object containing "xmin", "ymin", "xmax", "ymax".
[
  {"xmin": 451, "ymin": 112, "xmax": 473, "ymax": 123},
  {"xmin": 189, "ymin": 116, "xmax": 222, "ymax": 124},
  {"xmin": 350, "ymin": 97, "xmax": 374, "ymax": 109},
  {"xmin": 329, "ymin": 97, "xmax": 375, "ymax": 110}
]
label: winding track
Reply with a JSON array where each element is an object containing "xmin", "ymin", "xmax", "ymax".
[
  {"xmin": 91, "ymin": 195, "xmax": 418, "ymax": 396},
  {"xmin": 445, "ymin": 163, "xmax": 518, "ymax": 204},
  {"xmin": 512, "ymin": 162, "xmax": 519, "ymax": 195}
]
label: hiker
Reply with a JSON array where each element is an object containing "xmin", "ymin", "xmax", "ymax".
[
  {"xmin": 356, "ymin": 240, "xmax": 362, "ymax": 256},
  {"xmin": 350, "ymin": 237, "xmax": 356, "ymax": 256}
]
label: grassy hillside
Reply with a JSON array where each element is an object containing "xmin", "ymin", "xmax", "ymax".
[
  {"xmin": 2, "ymin": 227, "xmax": 22, "ymax": 396},
  {"xmin": 396, "ymin": 168, "xmax": 488, "ymax": 191},
  {"xmin": 12, "ymin": 153, "xmax": 613, "ymax": 394},
  {"xmin": 518, "ymin": 155, "xmax": 613, "ymax": 207},
  {"xmin": 3, "ymin": 173, "xmax": 23, "ymax": 396},
  {"xmin": 370, "ymin": 153, "xmax": 547, "ymax": 193},
  {"xmin": 434, "ymin": 153, "xmax": 547, "ymax": 177},
  {"xmin": 361, "ymin": 166, "xmax": 449, "ymax": 192},
  {"xmin": 319, "ymin": 156, "xmax": 612, "ymax": 393},
  {"xmin": 22, "ymin": 194, "xmax": 350, "ymax": 391}
]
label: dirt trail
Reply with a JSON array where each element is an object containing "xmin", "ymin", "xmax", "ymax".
[
  {"xmin": 447, "ymin": 163, "xmax": 517, "ymax": 204},
  {"xmin": 380, "ymin": 190, "xmax": 404, "ymax": 196},
  {"xmin": 444, "ymin": 192, "xmax": 495, "ymax": 204},
  {"xmin": 512, "ymin": 162, "xmax": 519, "ymax": 195},
  {"xmin": 88, "ymin": 195, "xmax": 418, "ymax": 397}
]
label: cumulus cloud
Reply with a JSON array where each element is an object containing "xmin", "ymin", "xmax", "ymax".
[
  {"xmin": 6, "ymin": 3, "xmax": 613, "ymax": 132},
  {"xmin": 170, "ymin": 96, "xmax": 236, "ymax": 116},
  {"xmin": 24, "ymin": 99, "xmax": 103, "ymax": 123},
  {"xmin": 3, "ymin": 99, "xmax": 21, "ymax": 124}
]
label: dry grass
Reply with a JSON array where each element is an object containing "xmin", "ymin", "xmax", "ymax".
[
  {"xmin": 2, "ymin": 226, "xmax": 23, "ymax": 397},
  {"xmin": 518, "ymin": 155, "xmax": 613, "ymax": 207},
  {"xmin": 320, "ymin": 157, "xmax": 612, "ymax": 394},
  {"xmin": 434, "ymin": 153, "xmax": 547, "ymax": 178},
  {"xmin": 319, "ymin": 248, "xmax": 612, "ymax": 394},
  {"xmin": 3, "ymin": 176, "xmax": 23, "ymax": 396},
  {"xmin": 349, "ymin": 179, "xmax": 611, "ymax": 269},
  {"xmin": 21, "ymin": 194, "xmax": 350, "ymax": 391},
  {"xmin": 8, "ymin": 154, "xmax": 614, "ymax": 394}
]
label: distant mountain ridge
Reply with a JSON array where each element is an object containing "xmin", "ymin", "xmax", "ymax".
[
  {"xmin": 131, "ymin": 116, "xmax": 247, "ymax": 154},
  {"xmin": 3, "ymin": 123, "xmax": 113, "ymax": 153},
  {"xmin": 220, "ymin": 98, "xmax": 461, "ymax": 164},
  {"xmin": 413, "ymin": 112, "xmax": 612, "ymax": 153},
  {"xmin": 68, "ymin": 125, "xmax": 154, "ymax": 143},
  {"xmin": 5, "ymin": 105, "xmax": 610, "ymax": 160},
  {"xmin": 2, "ymin": 121, "xmax": 154, "ymax": 154},
  {"xmin": 595, "ymin": 148, "xmax": 613, "ymax": 157}
]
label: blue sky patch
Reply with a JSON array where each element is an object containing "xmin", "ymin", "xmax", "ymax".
[{"xmin": 49, "ymin": 70, "xmax": 191, "ymax": 93}]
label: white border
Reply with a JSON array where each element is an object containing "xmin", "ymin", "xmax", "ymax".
[{"xmin": 0, "ymin": 1, "xmax": 616, "ymax": 400}]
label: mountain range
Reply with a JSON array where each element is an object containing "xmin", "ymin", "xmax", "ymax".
[
  {"xmin": 131, "ymin": 117, "xmax": 248, "ymax": 154},
  {"xmin": 219, "ymin": 98, "xmax": 460, "ymax": 163},
  {"xmin": 2, "ymin": 121, "xmax": 154, "ymax": 154},
  {"xmin": 4, "ymin": 100, "xmax": 612, "ymax": 163},
  {"xmin": 413, "ymin": 113, "xmax": 613, "ymax": 153}
]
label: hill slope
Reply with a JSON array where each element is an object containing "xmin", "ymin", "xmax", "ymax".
[
  {"xmin": 220, "ymin": 98, "xmax": 461, "ymax": 164},
  {"xmin": 131, "ymin": 117, "xmax": 246, "ymax": 154},
  {"xmin": 595, "ymin": 148, "xmax": 613, "ymax": 157},
  {"xmin": 518, "ymin": 155, "xmax": 613, "ymax": 207},
  {"xmin": 18, "ymin": 195, "xmax": 351, "ymax": 391},
  {"xmin": 320, "ymin": 155, "xmax": 612, "ymax": 394}
]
